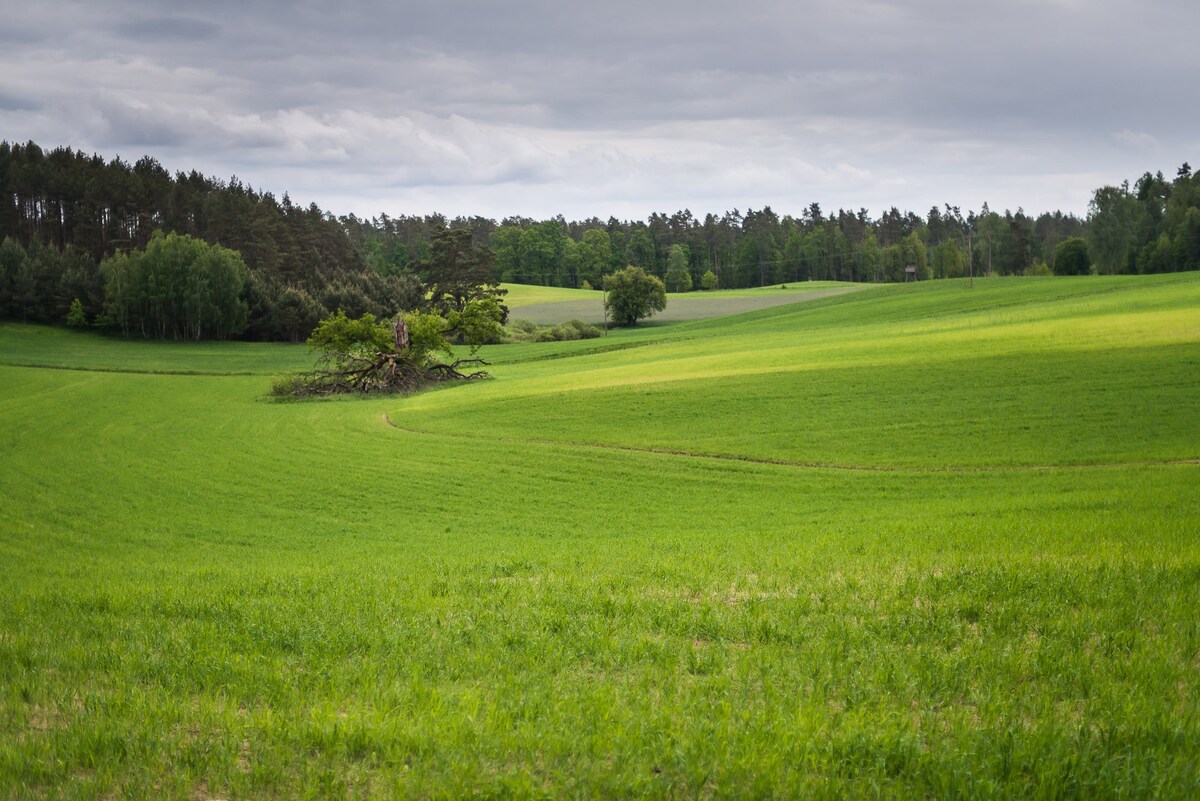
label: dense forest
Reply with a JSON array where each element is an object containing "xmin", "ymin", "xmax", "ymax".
[
  {"xmin": 2, "ymin": 140, "xmax": 1197, "ymax": 340},
  {"xmin": 0, "ymin": 141, "xmax": 419, "ymax": 340}
]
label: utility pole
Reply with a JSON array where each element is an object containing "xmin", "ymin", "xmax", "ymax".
[{"xmin": 967, "ymin": 233, "xmax": 974, "ymax": 289}]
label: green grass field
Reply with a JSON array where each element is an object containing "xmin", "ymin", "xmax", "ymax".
[
  {"xmin": 502, "ymin": 280, "xmax": 863, "ymax": 324},
  {"xmin": 2, "ymin": 275, "xmax": 1198, "ymax": 799},
  {"xmin": 501, "ymin": 283, "xmax": 603, "ymax": 308}
]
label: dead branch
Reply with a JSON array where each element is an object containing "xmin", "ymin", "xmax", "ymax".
[{"xmin": 275, "ymin": 351, "xmax": 491, "ymax": 397}]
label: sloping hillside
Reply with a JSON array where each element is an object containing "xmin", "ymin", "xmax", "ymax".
[{"xmin": 1, "ymin": 274, "xmax": 1197, "ymax": 799}]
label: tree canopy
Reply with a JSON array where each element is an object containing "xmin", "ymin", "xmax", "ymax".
[
  {"xmin": 1053, "ymin": 237, "xmax": 1092, "ymax": 276},
  {"xmin": 100, "ymin": 231, "xmax": 249, "ymax": 340},
  {"xmin": 664, "ymin": 244, "xmax": 692, "ymax": 292},
  {"xmin": 604, "ymin": 266, "xmax": 667, "ymax": 326},
  {"xmin": 415, "ymin": 228, "xmax": 508, "ymax": 320}
]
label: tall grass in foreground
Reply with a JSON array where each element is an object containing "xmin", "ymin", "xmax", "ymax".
[{"xmin": 1, "ymin": 274, "xmax": 1198, "ymax": 799}]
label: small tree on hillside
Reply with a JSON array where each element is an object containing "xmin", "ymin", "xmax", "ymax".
[
  {"xmin": 66, "ymin": 298, "xmax": 88, "ymax": 327},
  {"xmin": 700, "ymin": 270, "xmax": 719, "ymax": 291},
  {"xmin": 603, "ymin": 266, "xmax": 667, "ymax": 326}
]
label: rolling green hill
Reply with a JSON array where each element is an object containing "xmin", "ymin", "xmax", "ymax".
[
  {"xmin": 502, "ymin": 280, "xmax": 864, "ymax": 324},
  {"xmin": 1, "ymin": 275, "xmax": 1198, "ymax": 799}
]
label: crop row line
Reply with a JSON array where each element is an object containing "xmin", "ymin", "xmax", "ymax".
[{"xmin": 380, "ymin": 413, "xmax": 1199, "ymax": 475}]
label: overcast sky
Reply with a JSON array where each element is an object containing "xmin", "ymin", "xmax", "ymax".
[{"xmin": 2, "ymin": 0, "xmax": 1196, "ymax": 222}]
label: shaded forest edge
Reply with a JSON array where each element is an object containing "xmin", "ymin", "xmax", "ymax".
[{"xmin": 1, "ymin": 140, "xmax": 1197, "ymax": 341}]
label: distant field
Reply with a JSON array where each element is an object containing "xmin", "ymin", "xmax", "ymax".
[
  {"xmin": 502, "ymin": 280, "xmax": 863, "ymax": 324},
  {"xmin": 0, "ymin": 322, "xmax": 310, "ymax": 374},
  {"xmin": 501, "ymin": 283, "xmax": 601, "ymax": 308},
  {"xmin": 2, "ymin": 274, "xmax": 1198, "ymax": 799}
]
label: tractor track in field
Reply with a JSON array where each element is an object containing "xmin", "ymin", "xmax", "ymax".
[
  {"xmin": 381, "ymin": 413, "xmax": 1199, "ymax": 475},
  {"xmin": 0, "ymin": 360, "xmax": 265, "ymax": 376}
]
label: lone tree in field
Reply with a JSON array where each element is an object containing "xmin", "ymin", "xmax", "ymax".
[
  {"xmin": 604, "ymin": 266, "xmax": 666, "ymax": 326},
  {"xmin": 1053, "ymin": 237, "xmax": 1092, "ymax": 275}
]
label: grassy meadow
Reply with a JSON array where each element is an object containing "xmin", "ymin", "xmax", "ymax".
[
  {"xmin": 502, "ymin": 281, "xmax": 863, "ymax": 325},
  {"xmin": 1, "ymin": 274, "xmax": 1199, "ymax": 799}
]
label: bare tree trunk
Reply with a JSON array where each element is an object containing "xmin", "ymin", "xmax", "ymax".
[{"xmin": 394, "ymin": 318, "xmax": 410, "ymax": 351}]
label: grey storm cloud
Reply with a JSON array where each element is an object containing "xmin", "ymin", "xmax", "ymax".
[
  {"xmin": 0, "ymin": 91, "xmax": 40, "ymax": 112},
  {"xmin": 0, "ymin": 0, "xmax": 1196, "ymax": 219}
]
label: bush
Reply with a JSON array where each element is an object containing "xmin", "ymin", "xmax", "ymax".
[
  {"xmin": 503, "ymin": 318, "xmax": 540, "ymax": 343},
  {"xmin": 66, "ymin": 298, "xmax": 88, "ymax": 327},
  {"xmin": 536, "ymin": 319, "xmax": 604, "ymax": 342},
  {"xmin": 700, "ymin": 270, "xmax": 719, "ymax": 290},
  {"xmin": 503, "ymin": 318, "xmax": 603, "ymax": 343},
  {"xmin": 564, "ymin": 319, "xmax": 602, "ymax": 338}
]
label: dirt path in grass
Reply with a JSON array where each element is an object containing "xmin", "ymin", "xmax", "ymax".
[{"xmin": 381, "ymin": 413, "xmax": 1199, "ymax": 474}]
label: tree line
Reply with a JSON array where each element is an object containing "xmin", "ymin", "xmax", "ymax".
[
  {"xmin": 2, "ymin": 139, "xmax": 1197, "ymax": 341},
  {"xmin": 341, "ymin": 167, "xmax": 1199, "ymax": 289},
  {"xmin": 0, "ymin": 140, "xmax": 419, "ymax": 340}
]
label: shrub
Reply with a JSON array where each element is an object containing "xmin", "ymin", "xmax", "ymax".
[
  {"xmin": 66, "ymin": 298, "xmax": 88, "ymax": 327},
  {"xmin": 536, "ymin": 319, "xmax": 603, "ymax": 342},
  {"xmin": 503, "ymin": 318, "xmax": 540, "ymax": 343},
  {"xmin": 504, "ymin": 318, "xmax": 602, "ymax": 343},
  {"xmin": 562, "ymin": 319, "xmax": 602, "ymax": 339},
  {"xmin": 508, "ymin": 318, "xmax": 539, "ymax": 335}
]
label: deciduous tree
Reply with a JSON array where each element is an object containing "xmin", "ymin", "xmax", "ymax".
[
  {"xmin": 1087, "ymin": 185, "xmax": 1139, "ymax": 275},
  {"xmin": 1052, "ymin": 237, "xmax": 1091, "ymax": 275},
  {"xmin": 100, "ymin": 231, "xmax": 249, "ymax": 340},
  {"xmin": 664, "ymin": 244, "xmax": 692, "ymax": 292},
  {"xmin": 577, "ymin": 228, "xmax": 614, "ymax": 289},
  {"xmin": 604, "ymin": 266, "xmax": 666, "ymax": 326}
]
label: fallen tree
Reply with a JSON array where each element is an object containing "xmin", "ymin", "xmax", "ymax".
[{"xmin": 272, "ymin": 301, "xmax": 504, "ymax": 397}]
